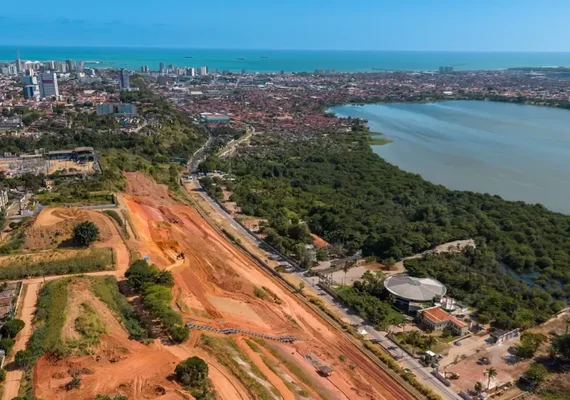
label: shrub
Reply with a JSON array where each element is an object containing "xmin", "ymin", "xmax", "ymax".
[
  {"xmin": 125, "ymin": 259, "xmax": 159, "ymax": 290},
  {"xmin": 0, "ymin": 337, "xmax": 15, "ymax": 354},
  {"xmin": 524, "ymin": 362, "xmax": 548, "ymax": 384},
  {"xmin": 73, "ymin": 221, "xmax": 100, "ymax": 246},
  {"xmin": 1, "ymin": 319, "xmax": 25, "ymax": 338},
  {"xmin": 175, "ymin": 356, "xmax": 209, "ymax": 386},
  {"xmin": 103, "ymin": 210, "xmax": 123, "ymax": 227}
]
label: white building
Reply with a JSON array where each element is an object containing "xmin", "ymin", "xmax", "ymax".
[
  {"xmin": 188, "ymin": 67, "xmax": 196, "ymax": 77},
  {"xmin": 199, "ymin": 66, "xmax": 208, "ymax": 76},
  {"xmin": 39, "ymin": 72, "xmax": 59, "ymax": 99}
]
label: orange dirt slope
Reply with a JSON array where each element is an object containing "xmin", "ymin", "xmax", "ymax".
[{"xmin": 121, "ymin": 172, "xmax": 414, "ymax": 400}]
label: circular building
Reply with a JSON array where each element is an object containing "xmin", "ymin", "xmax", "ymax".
[{"xmin": 384, "ymin": 274, "xmax": 446, "ymax": 302}]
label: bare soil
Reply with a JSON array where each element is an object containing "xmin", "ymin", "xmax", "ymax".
[
  {"xmin": 26, "ymin": 208, "xmax": 115, "ymax": 250},
  {"xmin": 34, "ymin": 277, "xmax": 188, "ymax": 400},
  {"xmin": 120, "ymin": 172, "xmax": 414, "ymax": 400}
]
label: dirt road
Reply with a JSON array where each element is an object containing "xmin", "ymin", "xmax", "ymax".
[
  {"xmin": 122, "ymin": 172, "xmax": 415, "ymax": 400},
  {"xmin": 3, "ymin": 282, "xmax": 39, "ymax": 400}
]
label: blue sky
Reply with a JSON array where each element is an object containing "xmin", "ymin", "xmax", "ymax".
[{"xmin": 1, "ymin": 0, "xmax": 569, "ymax": 51}]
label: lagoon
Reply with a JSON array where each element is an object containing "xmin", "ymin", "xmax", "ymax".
[{"xmin": 331, "ymin": 101, "xmax": 570, "ymax": 214}]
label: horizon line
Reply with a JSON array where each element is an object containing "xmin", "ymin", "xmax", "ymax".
[{"xmin": 2, "ymin": 44, "xmax": 570, "ymax": 53}]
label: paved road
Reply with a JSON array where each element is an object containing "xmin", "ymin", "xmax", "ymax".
[{"xmin": 188, "ymin": 179, "xmax": 461, "ymax": 400}]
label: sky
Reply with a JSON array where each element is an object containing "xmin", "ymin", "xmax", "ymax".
[{"xmin": 1, "ymin": 0, "xmax": 570, "ymax": 51}]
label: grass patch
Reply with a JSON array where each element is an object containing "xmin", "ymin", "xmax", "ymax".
[
  {"xmin": 16, "ymin": 277, "xmax": 71, "ymax": 399},
  {"xmin": 0, "ymin": 218, "xmax": 31, "ymax": 255},
  {"xmin": 103, "ymin": 210, "xmax": 123, "ymax": 227},
  {"xmin": 258, "ymin": 353, "xmax": 309, "ymax": 398},
  {"xmin": 103, "ymin": 210, "xmax": 130, "ymax": 239},
  {"xmin": 0, "ymin": 247, "xmax": 114, "ymax": 281},
  {"xmin": 254, "ymin": 286, "xmax": 268, "ymax": 300},
  {"xmin": 68, "ymin": 302, "xmax": 107, "ymax": 352},
  {"xmin": 253, "ymin": 339, "xmax": 332, "ymax": 400},
  {"xmin": 121, "ymin": 210, "xmax": 138, "ymax": 240},
  {"xmin": 36, "ymin": 190, "xmax": 115, "ymax": 206},
  {"xmin": 245, "ymin": 338, "xmax": 262, "ymax": 353},
  {"xmin": 88, "ymin": 276, "xmax": 149, "ymax": 341},
  {"xmin": 200, "ymin": 335, "xmax": 277, "ymax": 400},
  {"xmin": 261, "ymin": 286, "xmax": 282, "ymax": 304}
]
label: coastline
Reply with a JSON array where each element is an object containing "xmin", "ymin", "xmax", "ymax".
[{"xmin": 4, "ymin": 46, "xmax": 570, "ymax": 72}]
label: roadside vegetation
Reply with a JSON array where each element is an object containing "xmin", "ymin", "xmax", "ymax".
[
  {"xmin": 89, "ymin": 275, "xmax": 149, "ymax": 341},
  {"xmin": 200, "ymin": 335, "xmax": 279, "ymax": 400},
  {"xmin": 206, "ymin": 130, "xmax": 570, "ymax": 329},
  {"xmin": 0, "ymin": 247, "xmax": 113, "ymax": 281},
  {"xmin": 14, "ymin": 276, "xmax": 150, "ymax": 399}
]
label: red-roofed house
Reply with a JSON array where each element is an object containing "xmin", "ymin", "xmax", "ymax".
[{"xmin": 419, "ymin": 306, "xmax": 469, "ymax": 336}]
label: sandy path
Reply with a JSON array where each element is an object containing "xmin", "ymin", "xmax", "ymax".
[
  {"xmin": 237, "ymin": 336, "xmax": 296, "ymax": 400},
  {"xmin": 3, "ymin": 282, "xmax": 39, "ymax": 400}
]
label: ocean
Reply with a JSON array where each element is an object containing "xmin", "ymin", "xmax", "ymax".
[
  {"xmin": 331, "ymin": 101, "xmax": 570, "ymax": 214},
  {"xmin": 3, "ymin": 46, "xmax": 570, "ymax": 72}
]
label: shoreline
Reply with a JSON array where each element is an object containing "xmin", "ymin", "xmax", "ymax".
[{"xmin": 329, "ymin": 100, "xmax": 570, "ymax": 215}]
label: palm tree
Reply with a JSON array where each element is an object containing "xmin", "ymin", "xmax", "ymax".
[
  {"xmin": 424, "ymin": 335, "xmax": 437, "ymax": 350},
  {"xmin": 408, "ymin": 331, "xmax": 422, "ymax": 356},
  {"xmin": 474, "ymin": 382, "xmax": 483, "ymax": 393},
  {"xmin": 342, "ymin": 260, "xmax": 355, "ymax": 285},
  {"xmin": 484, "ymin": 367, "xmax": 498, "ymax": 391}
]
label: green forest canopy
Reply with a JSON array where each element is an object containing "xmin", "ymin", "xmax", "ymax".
[{"xmin": 219, "ymin": 131, "xmax": 570, "ymax": 328}]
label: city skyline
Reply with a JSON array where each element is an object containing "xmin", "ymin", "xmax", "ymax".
[{"xmin": 2, "ymin": 0, "xmax": 570, "ymax": 51}]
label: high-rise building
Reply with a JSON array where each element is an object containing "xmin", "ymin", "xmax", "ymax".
[
  {"xmin": 39, "ymin": 72, "xmax": 59, "ymax": 99},
  {"xmin": 199, "ymin": 66, "xmax": 208, "ymax": 76},
  {"xmin": 23, "ymin": 85, "xmax": 38, "ymax": 100},
  {"xmin": 66, "ymin": 59, "xmax": 77, "ymax": 71},
  {"xmin": 439, "ymin": 66, "xmax": 454, "ymax": 74},
  {"xmin": 159, "ymin": 62, "xmax": 165, "ymax": 73},
  {"xmin": 119, "ymin": 69, "xmax": 130, "ymax": 91},
  {"xmin": 78, "ymin": 61, "xmax": 85, "ymax": 72}
]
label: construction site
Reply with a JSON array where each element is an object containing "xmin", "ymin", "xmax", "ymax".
[
  {"xmin": 0, "ymin": 172, "xmax": 420, "ymax": 400},
  {"xmin": 106, "ymin": 172, "xmax": 415, "ymax": 400}
]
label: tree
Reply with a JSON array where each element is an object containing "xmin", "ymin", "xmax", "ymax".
[
  {"xmin": 384, "ymin": 257, "xmax": 396, "ymax": 270},
  {"xmin": 1, "ymin": 319, "xmax": 24, "ymax": 338},
  {"xmin": 524, "ymin": 362, "xmax": 548, "ymax": 385},
  {"xmin": 125, "ymin": 259, "xmax": 159, "ymax": 290},
  {"xmin": 474, "ymin": 382, "xmax": 483, "ymax": 393},
  {"xmin": 170, "ymin": 325, "xmax": 190, "ymax": 343},
  {"xmin": 552, "ymin": 334, "xmax": 570, "ymax": 360},
  {"xmin": 484, "ymin": 367, "xmax": 498, "ymax": 390},
  {"xmin": 15, "ymin": 349, "xmax": 35, "ymax": 368},
  {"xmin": 155, "ymin": 271, "xmax": 175, "ymax": 287},
  {"xmin": 175, "ymin": 356, "xmax": 209, "ymax": 387},
  {"xmin": 515, "ymin": 331, "xmax": 547, "ymax": 359},
  {"xmin": 342, "ymin": 260, "xmax": 356, "ymax": 285},
  {"xmin": 73, "ymin": 221, "xmax": 100, "ymax": 246},
  {"xmin": 0, "ymin": 337, "xmax": 15, "ymax": 354}
]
